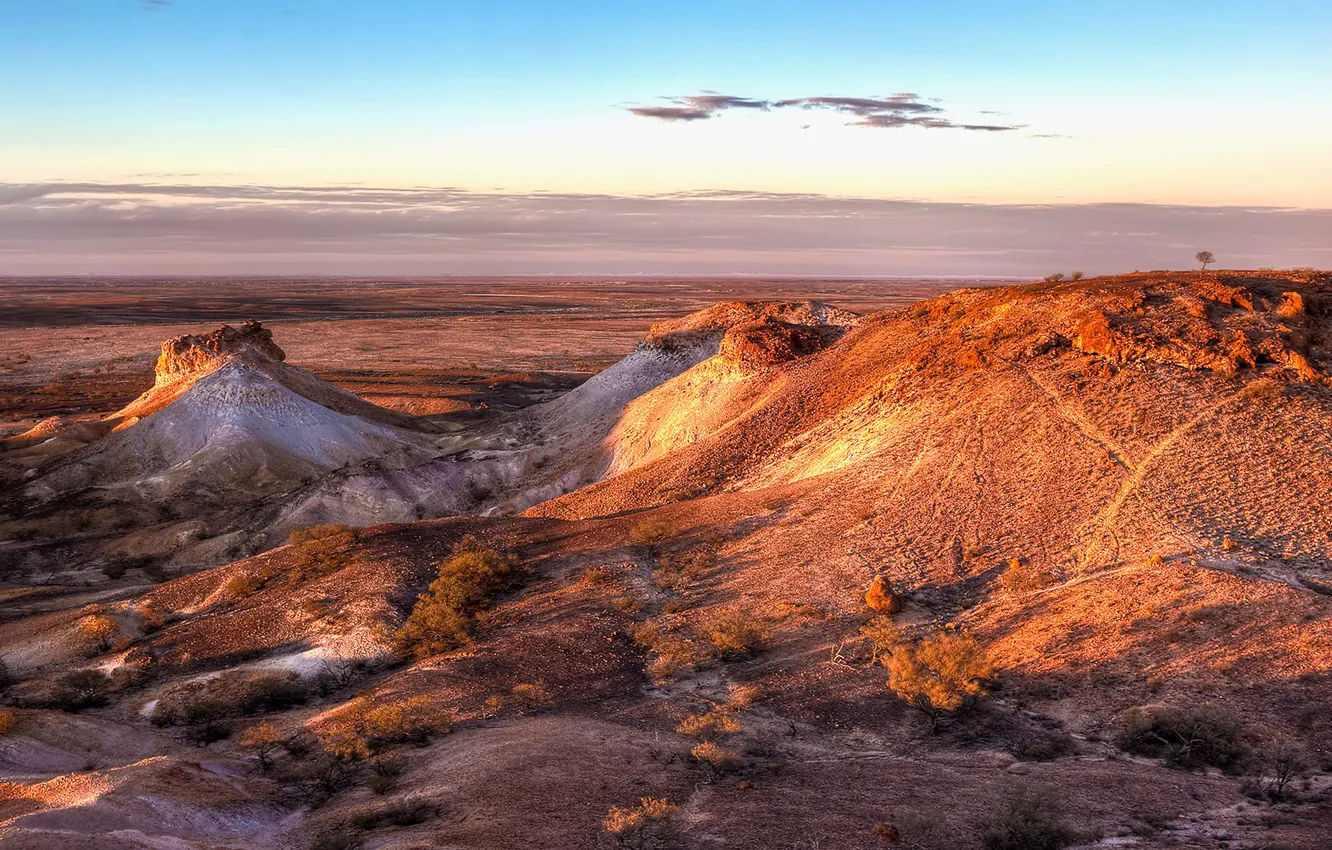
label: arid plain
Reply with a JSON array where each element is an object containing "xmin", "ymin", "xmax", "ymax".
[{"xmin": 1, "ymin": 272, "xmax": 1330, "ymax": 850}]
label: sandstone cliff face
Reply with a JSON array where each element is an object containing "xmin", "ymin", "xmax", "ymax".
[
  {"xmin": 154, "ymin": 320, "xmax": 286, "ymax": 385},
  {"xmin": 1067, "ymin": 273, "xmax": 1330, "ymax": 382}
]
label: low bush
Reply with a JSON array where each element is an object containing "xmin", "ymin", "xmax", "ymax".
[
  {"xmin": 628, "ymin": 517, "xmax": 672, "ymax": 547},
  {"xmin": 997, "ymin": 558, "xmax": 1054, "ymax": 595},
  {"xmin": 395, "ymin": 537, "xmax": 520, "ymax": 658},
  {"xmin": 887, "ymin": 632, "xmax": 993, "ymax": 732},
  {"xmin": 50, "ymin": 669, "xmax": 114, "ymax": 711},
  {"xmin": 603, "ymin": 797, "xmax": 682, "ymax": 849},
  {"xmin": 239, "ymin": 721, "xmax": 284, "ymax": 770},
  {"xmin": 582, "ymin": 566, "xmax": 613, "ymax": 586},
  {"xmin": 511, "ymin": 681, "xmax": 552, "ymax": 711},
  {"xmin": 703, "ymin": 614, "xmax": 770, "ymax": 659},
  {"xmin": 858, "ymin": 615, "xmax": 903, "ymax": 665},
  {"xmin": 979, "ymin": 784, "xmax": 1075, "ymax": 850},
  {"xmin": 224, "ymin": 572, "xmax": 266, "ymax": 600},
  {"xmin": 690, "ymin": 741, "xmax": 742, "ymax": 779},
  {"xmin": 77, "ymin": 614, "xmax": 120, "ymax": 654},
  {"xmin": 0, "ymin": 709, "xmax": 15, "ymax": 735},
  {"xmin": 152, "ymin": 672, "xmax": 310, "ymax": 729},
  {"xmin": 677, "ymin": 710, "xmax": 741, "ymax": 740},
  {"xmin": 653, "ymin": 547, "xmax": 716, "ymax": 592},
  {"xmin": 360, "ymin": 696, "xmax": 452, "ymax": 748},
  {"xmin": 1117, "ymin": 703, "xmax": 1248, "ymax": 771},
  {"xmin": 348, "ymin": 797, "xmax": 437, "ymax": 830},
  {"xmin": 633, "ymin": 622, "xmax": 708, "ymax": 681},
  {"xmin": 289, "ymin": 524, "xmax": 358, "ymax": 578}
]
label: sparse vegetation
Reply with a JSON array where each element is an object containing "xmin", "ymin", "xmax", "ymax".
[
  {"xmin": 628, "ymin": 516, "xmax": 672, "ymax": 547},
  {"xmin": 289, "ymin": 524, "xmax": 358, "ymax": 577},
  {"xmin": 997, "ymin": 557, "xmax": 1054, "ymax": 595},
  {"xmin": 152, "ymin": 671, "xmax": 310, "ymax": 736},
  {"xmin": 582, "ymin": 565, "xmax": 613, "ymax": 585},
  {"xmin": 239, "ymin": 720, "xmax": 283, "ymax": 770},
  {"xmin": 703, "ymin": 613, "xmax": 770, "ymax": 659},
  {"xmin": 510, "ymin": 681, "xmax": 552, "ymax": 711},
  {"xmin": 50, "ymin": 670, "xmax": 113, "ymax": 711},
  {"xmin": 395, "ymin": 536, "xmax": 520, "ymax": 658},
  {"xmin": 859, "ymin": 615, "xmax": 903, "ymax": 665},
  {"xmin": 887, "ymin": 632, "xmax": 993, "ymax": 732},
  {"xmin": 224, "ymin": 571, "xmax": 267, "ymax": 599},
  {"xmin": 0, "ymin": 709, "xmax": 15, "ymax": 735},
  {"xmin": 1117, "ymin": 703, "xmax": 1248, "ymax": 771},
  {"xmin": 603, "ymin": 797, "xmax": 682, "ymax": 849},
  {"xmin": 690, "ymin": 740, "xmax": 742, "ymax": 779},
  {"xmin": 979, "ymin": 784, "xmax": 1075, "ymax": 850},
  {"xmin": 1196, "ymin": 250, "xmax": 1215, "ymax": 271},
  {"xmin": 77, "ymin": 614, "xmax": 120, "ymax": 654},
  {"xmin": 677, "ymin": 710, "xmax": 741, "ymax": 740}
]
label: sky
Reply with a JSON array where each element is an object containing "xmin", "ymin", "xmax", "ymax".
[{"xmin": 2, "ymin": 0, "xmax": 1330, "ymax": 275}]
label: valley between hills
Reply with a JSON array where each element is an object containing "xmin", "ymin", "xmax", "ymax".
[{"xmin": 0, "ymin": 271, "xmax": 1330, "ymax": 850}]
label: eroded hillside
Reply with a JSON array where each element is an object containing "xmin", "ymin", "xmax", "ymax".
[{"xmin": 1, "ymin": 271, "xmax": 1330, "ymax": 850}]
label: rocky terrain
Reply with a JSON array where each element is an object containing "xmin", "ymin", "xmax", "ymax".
[{"xmin": 0, "ymin": 270, "xmax": 1330, "ymax": 849}]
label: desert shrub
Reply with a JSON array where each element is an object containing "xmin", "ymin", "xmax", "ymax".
[
  {"xmin": 0, "ymin": 709, "xmax": 15, "ymax": 735},
  {"xmin": 395, "ymin": 537, "xmax": 520, "ymax": 658},
  {"xmin": 348, "ymin": 797, "xmax": 437, "ymax": 830},
  {"xmin": 864, "ymin": 575, "xmax": 903, "ymax": 613},
  {"xmin": 78, "ymin": 614, "xmax": 120, "ymax": 654},
  {"xmin": 309, "ymin": 831, "xmax": 362, "ymax": 850},
  {"xmin": 690, "ymin": 740, "xmax": 742, "ymax": 779},
  {"xmin": 887, "ymin": 632, "xmax": 993, "ymax": 732},
  {"xmin": 582, "ymin": 566, "xmax": 612, "ymax": 586},
  {"xmin": 889, "ymin": 808, "xmax": 950, "ymax": 850},
  {"xmin": 703, "ymin": 614, "xmax": 770, "ymax": 659},
  {"xmin": 859, "ymin": 616, "xmax": 903, "ymax": 665},
  {"xmin": 153, "ymin": 672, "xmax": 310, "ymax": 728},
  {"xmin": 224, "ymin": 572, "xmax": 266, "ymax": 600},
  {"xmin": 628, "ymin": 517, "xmax": 672, "ymax": 547},
  {"xmin": 1117, "ymin": 703, "xmax": 1248, "ymax": 771},
  {"xmin": 677, "ymin": 711, "xmax": 741, "ymax": 740},
  {"xmin": 360, "ymin": 696, "xmax": 452, "ymax": 748},
  {"xmin": 102, "ymin": 553, "xmax": 155, "ymax": 580},
  {"xmin": 1244, "ymin": 735, "xmax": 1307, "ymax": 801},
  {"xmin": 0, "ymin": 657, "xmax": 14, "ymax": 694},
  {"xmin": 633, "ymin": 621, "xmax": 707, "ymax": 681},
  {"xmin": 612, "ymin": 595, "xmax": 644, "ymax": 614},
  {"xmin": 289, "ymin": 524, "xmax": 357, "ymax": 578},
  {"xmin": 511, "ymin": 681, "xmax": 552, "ymax": 711},
  {"xmin": 50, "ymin": 669, "xmax": 113, "ymax": 711},
  {"xmin": 136, "ymin": 601, "xmax": 172, "ymax": 633},
  {"xmin": 240, "ymin": 720, "xmax": 283, "ymax": 770},
  {"xmin": 979, "ymin": 784, "xmax": 1075, "ymax": 850},
  {"xmin": 604, "ymin": 797, "xmax": 682, "ymax": 849},
  {"xmin": 654, "ymin": 547, "xmax": 716, "ymax": 592},
  {"xmin": 290, "ymin": 524, "xmax": 354, "ymax": 546},
  {"xmin": 726, "ymin": 684, "xmax": 760, "ymax": 711},
  {"xmin": 997, "ymin": 558, "xmax": 1054, "ymax": 595}
]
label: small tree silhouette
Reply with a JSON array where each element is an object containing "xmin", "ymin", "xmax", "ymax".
[{"xmin": 1196, "ymin": 251, "xmax": 1215, "ymax": 271}]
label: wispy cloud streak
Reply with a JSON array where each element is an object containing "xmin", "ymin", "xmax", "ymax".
[
  {"xmin": 0, "ymin": 182, "xmax": 1327, "ymax": 275},
  {"xmin": 627, "ymin": 92, "xmax": 1025, "ymax": 131}
]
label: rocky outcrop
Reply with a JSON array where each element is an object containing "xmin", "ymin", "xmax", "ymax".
[{"xmin": 154, "ymin": 320, "xmax": 285, "ymax": 385}]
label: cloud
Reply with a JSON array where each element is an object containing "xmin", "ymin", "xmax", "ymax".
[
  {"xmin": 0, "ymin": 181, "xmax": 1327, "ymax": 276},
  {"xmin": 627, "ymin": 94, "xmax": 772, "ymax": 122},
  {"xmin": 627, "ymin": 91, "xmax": 1024, "ymax": 131},
  {"xmin": 140, "ymin": 0, "xmax": 172, "ymax": 9}
]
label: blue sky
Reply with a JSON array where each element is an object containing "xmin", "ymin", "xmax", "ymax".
[{"xmin": 2, "ymin": 0, "xmax": 1330, "ymax": 273}]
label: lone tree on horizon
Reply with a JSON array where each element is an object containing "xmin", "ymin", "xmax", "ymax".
[{"xmin": 1196, "ymin": 250, "xmax": 1215, "ymax": 271}]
